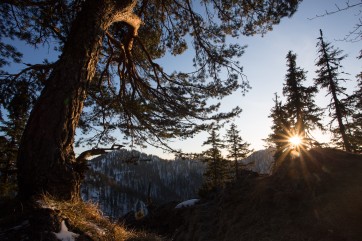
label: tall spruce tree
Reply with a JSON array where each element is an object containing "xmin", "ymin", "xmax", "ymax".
[
  {"xmin": 265, "ymin": 93, "xmax": 291, "ymax": 161},
  {"xmin": 315, "ymin": 30, "xmax": 353, "ymax": 152},
  {"xmin": 282, "ymin": 51, "xmax": 324, "ymax": 146},
  {"xmin": 225, "ymin": 123, "xmax": 253, "ymax": 178},
  {"xmin": 0, "ymin": 0, "xmax": 302, "ymax": 201},
  {"xmin": 201, "ymin": 127, "xmax": 229, "ymax": 191}
]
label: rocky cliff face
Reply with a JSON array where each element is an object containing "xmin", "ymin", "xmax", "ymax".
[{"xmin": 241, "ymin": 148, "xmax": 275, "ymax": 174}]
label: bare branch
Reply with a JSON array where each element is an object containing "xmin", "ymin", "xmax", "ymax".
[
  {"xmin": 75, "ymin": 144, "xmax": 124, "ymax": 162},
  {"xmin": 309, "ymin": 1, "xmax": 362, "ymax": 42},
  {"xmin": 7, "ymin": 62, "xmax": 55, "ymax": 83},
  {"xmin": 308, "ymin": 1, "xmax": 362, "ymax": 19}
]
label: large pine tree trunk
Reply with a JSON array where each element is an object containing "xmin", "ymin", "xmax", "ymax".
[{"xmin": 16, "ymin": 0, "xmax": 137, "ymax": 201}]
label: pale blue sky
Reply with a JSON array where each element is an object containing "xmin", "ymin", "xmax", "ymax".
[
  {"xmin": 148, "ymin": 0, "xmax": 361, "ymax": 158},
  {"xmin": 4, "ymin": 0, "xmax": 361, "ymax": 159}
]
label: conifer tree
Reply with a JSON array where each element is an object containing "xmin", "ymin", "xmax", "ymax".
[
  {"xmin": 201, "ymin": 127, "xmax": 229, "ymax": 191},
  {"xmin": 282, "ymin": 51, "xmax": 324, "ymax": 146},
  {"xmin": 0, "ymin": 80, "xmax": 31, "ymax": 197},
  {"xmin": 225, "ymin": 123, "xmax": 253, "ymax": 178},
  {"xmin": 265, "ymin": 93, "xmax": 291, "ymax": 161},
  {"xmin": 315, "ymin": 30, "xmax": 353, "ymax": 152},
  {"xmin": 0, "ymin": 0, "xmax": 302, "ymax": 200}
]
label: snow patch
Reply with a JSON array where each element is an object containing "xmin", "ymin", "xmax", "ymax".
[
  {"xmin": 175, "ymin": 199, "xmax": 199, "ymax": 209},
  {"xmin": 53, "ymin": 221, "xmax": 79, "ymax": 241}
]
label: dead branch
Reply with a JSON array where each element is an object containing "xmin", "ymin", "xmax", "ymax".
[
  {"xmin": 76, "ymin": 143, "xmax": 124, "ymax": 162},
  {"xmin": 308, "ymin": 1, "xmax": 362, "ymax": 20}
]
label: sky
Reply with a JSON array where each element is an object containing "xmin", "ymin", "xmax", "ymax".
[
  {"xmin": 147, "ymin": 0, "xmax": 362, "ymax": 159},
  {"xmin": 4, "ymin": 0, "xmax": 361, "ymax": 159}
]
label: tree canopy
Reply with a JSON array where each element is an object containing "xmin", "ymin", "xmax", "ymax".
[
  {"xmin": 265, "ymin": 92, "xmax": 291, "ymax": 161},
  {"xmin": 0, "ymin": 0, "xmax": 302, "ymax": 200},
  {"xmin": 1, "ymin": 0, "xmax": 302, "ymax": 150},
  {"xmin": 315, "ymin": 30, "xmax": 353, "ymax": 152},
  {"xmin": 200, "ymin": 127, "xmax": 229, "ymax": 191},
  {"xmin": 282, "ymin": 51, "xmax": 323, "ymax": 144},
  {"xmin": 225, "ymin": 123, "xmax": 252, "ymax": 177}
]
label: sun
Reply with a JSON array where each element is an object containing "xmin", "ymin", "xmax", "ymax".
[{"xmin": 289, "ymin": 135, "xmax": 302, "ymax": 147}]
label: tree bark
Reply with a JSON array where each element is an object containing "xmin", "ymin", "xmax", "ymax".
[{"xmin": 16, "ymin": 0, "xmax": 140, "ymax": 201}]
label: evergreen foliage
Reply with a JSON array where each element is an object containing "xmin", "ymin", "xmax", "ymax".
[
  {"xmin": 282, "ymin": 51, "xmax": 324, "ymax": 146},
  {"xmin": 265, "ymin": 93, "xmax": 291, "ymax": 162},
  {"xmin": 0, "ymin": 80, "xmax": 31, "ymax": 197},
  {"xmin": 200, "ymin": 127, "xmax": 230, "ymax": 193},
  {"xmin": 0, "ymin": 0, "xmax": 302, "ymax": 149},
  {"xmin": 225, "ymin": 123, "xmax": 253, "ymax": 177},
  {"xmin": 0, "ymin": 136, "xmax": 17, "ymax": 198},
  {"xmin": 314, "ymin": 30, "xmax": 353, "ymax": 152},
  {"xmin": 82, "ymin": 149, "xmax": 204, "ymax": 218},
  {"xmin": 0, "ymin": 0, "xmax": 303, "ymax": 199}
]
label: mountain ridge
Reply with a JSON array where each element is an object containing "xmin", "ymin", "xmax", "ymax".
[
  {"xmin": 82, "ymin": 149, "xmax": 205, "ymax": 218},
  {"xmin": 82, "ymin": 148, "xmax": 277, "ymax": 218}
]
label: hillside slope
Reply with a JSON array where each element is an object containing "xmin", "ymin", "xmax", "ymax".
[
  {"xmin": 173, "ymin": 148, "xmax": 362, "ymax": 241},
  {"xmin": 82, "ymin": 149, "xmax": 204, "ymax": 218}
]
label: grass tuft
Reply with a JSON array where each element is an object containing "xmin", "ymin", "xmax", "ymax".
[{"xmin": 40, "ymin": 195, "xmax": 165, "ymax": 241}]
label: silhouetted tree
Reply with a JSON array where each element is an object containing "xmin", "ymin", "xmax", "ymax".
[
  {"xmin": 315, "ymin": 30, "xmax": 353, "ymax": 152},
  {"xmin": 0, "ymin": 0, "xmax": 302, "ymax": 200},
  {"xmin": 282, "ymin": 51, "xmax": 324, "ymax": 146},
  {"xmin": 201, "ymin": 127, "xmax": 229, "ymax": 191},
  {"xmin": 225, "ymin": 123, "xmax": 253, "ymax": 178},
  {"xmin": 0, "ymin": 136, "xmax": 16, "ymax": 198},
  {"xmin": 265, "ymin": 93, "xmax": 291, "ymax": 162},
  {"xmin": 0, "ymin": 80, "xmax": 31, "ymax": 197}
]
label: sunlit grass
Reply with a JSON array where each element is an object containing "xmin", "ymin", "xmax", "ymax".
[{"xmin": 39, "ymin": 195, "xmax": 164, "ymax": 241}]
